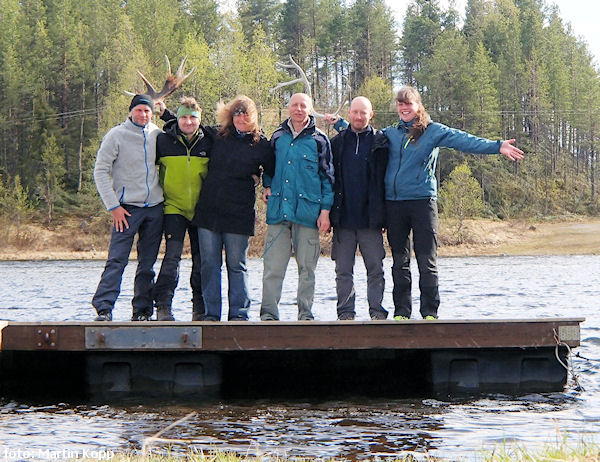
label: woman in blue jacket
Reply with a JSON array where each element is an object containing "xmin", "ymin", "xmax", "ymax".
[{"xmin": 385, "ymin": 86, "xmax": 523, "ymax": 320}]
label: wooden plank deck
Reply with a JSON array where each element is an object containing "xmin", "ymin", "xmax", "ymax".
[{"xmin": 0, "ymin": 318, "xmax": 583, "ymax": 352}]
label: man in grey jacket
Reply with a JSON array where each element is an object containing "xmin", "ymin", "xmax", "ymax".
[{"xmin": 92, "ymin": 94, "xmax": 165, "ymax": 321}]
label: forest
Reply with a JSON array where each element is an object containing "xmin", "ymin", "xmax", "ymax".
[{"xmin": 0, "ymin": 0, "xmax": 599, "ymax": 234}]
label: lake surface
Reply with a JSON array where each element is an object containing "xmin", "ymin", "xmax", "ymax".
[{"xmin": 0, "ymin": 256, "xmax": 599, "ymax": 460}]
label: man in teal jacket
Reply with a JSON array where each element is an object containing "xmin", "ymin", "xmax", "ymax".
[{"xmin": 260, "ymin": 93, "xmax": 334, "ymax": 321}]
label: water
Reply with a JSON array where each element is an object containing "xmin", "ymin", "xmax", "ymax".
[{"xmin": 0, "ymin": 256, "xmax": 599, "ymax": 460}]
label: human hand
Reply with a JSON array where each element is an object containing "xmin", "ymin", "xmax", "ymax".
[
  {"xmin": 323, "ymin": 114, "xmax": 339, "ymax": 125},
  {"xmin": 252, "ymin": 174, "xmax": 260, "ymax": 187},
  {"xmin": 111, "ymin": 206, "xmax": 131, "ymax": 232},
  {"xmin": 154, "ymin": 100, "xmax": 166, "ymax": 116},
  {"xmin": 261, "ymin": 187, "xmax": 271, "ymax": 204},
  {"xmin": 317, "ymin": 209, "xmax": 331, "ymax": 233},
  {"xmin": 500, "ymin": 139, "xmax": 524, "ymax": 161}
]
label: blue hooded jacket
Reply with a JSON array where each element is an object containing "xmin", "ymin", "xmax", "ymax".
[{"xmin": 382, "ymin": 120, "xmax": 502, "ymax": 201}]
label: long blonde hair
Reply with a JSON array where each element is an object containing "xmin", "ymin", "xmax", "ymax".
[
  {"xmin": 216, "ymin": 95, "xmax": 261, "ymax": 143},
  {"xmin": 396, "ymin": 86, "xmax": 431, "ymax": 141}
]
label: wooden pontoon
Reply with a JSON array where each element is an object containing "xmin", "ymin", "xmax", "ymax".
[{"xmin": 0, "ymin": 318, "xmax": 583, "ymax": 400}]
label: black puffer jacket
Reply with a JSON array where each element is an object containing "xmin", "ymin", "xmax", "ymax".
[
  {"xmin": 329, "ymin": 127, "xmax": 389, "ymax": 229},
  {"xmin": 193, "ymin": 127, "xmax": 275, "ymax": 236}
]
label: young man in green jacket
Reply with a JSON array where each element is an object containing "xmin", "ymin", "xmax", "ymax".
[{"xmin": 153, "ymin": 97, "xmax": 211, "ymax": 321}]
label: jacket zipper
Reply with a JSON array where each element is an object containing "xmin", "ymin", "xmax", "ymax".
[{"xmin": 393, "ymin": 133, "xmax": 412, "ymax": 198}]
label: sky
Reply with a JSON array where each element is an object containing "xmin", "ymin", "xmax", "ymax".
[{"xmin": 386, "ymin": 0, "xmax": 600, "ymax": 65}]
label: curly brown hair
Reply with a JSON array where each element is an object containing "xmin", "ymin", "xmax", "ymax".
[
  {"xmin": 216, "ymin": 95, "xmax": 261, "ymax": 143},
  {"xmin": 395, "ymin": 86, "xmax": 431, "ymax": 141}
]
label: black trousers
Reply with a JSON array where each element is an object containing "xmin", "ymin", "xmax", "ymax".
[
  {"xmin": 153, "ymin": 214, "xmax": 204, "ymax": 314},
  {"xmin": 385, "ymin": 199, "xmax": 440, "ymax": 318}
]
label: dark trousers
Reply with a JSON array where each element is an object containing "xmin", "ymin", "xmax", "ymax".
[
  {"xmin": 386, "ymin": 199, "xmax": 440, "ymax": 318},
  {"xmin": 153, "ymin": 214, "xmax": 203, "ymax": 315},
  {"xmin": 92, "ymin": 204, "xmax": 163, "ymax": 317},
  {"xmin": 331, "ymin": 227, "xmax": 386, "ymax": 319}
]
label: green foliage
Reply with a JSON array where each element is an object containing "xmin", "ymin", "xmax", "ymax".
[
  {"xmin": 0, "ymin": 0, "xmax": 600, "ymax": 225},
  {"xmin": 439, "ymin": 162, "xmax": 484, "ymax": 242}
]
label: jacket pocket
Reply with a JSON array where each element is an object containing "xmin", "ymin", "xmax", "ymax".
[
  {"xmin": 295, "ymin": 193, "xmax": 320, "ymax": 225},
  {"xmin": 265, "ymin": 191, "xmax": 282, "ymax": 222}
]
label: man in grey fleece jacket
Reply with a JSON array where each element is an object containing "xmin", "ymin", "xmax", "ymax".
[{"xmin": 92, "ymin": 94, "xmax": 165, "ymax": 321}]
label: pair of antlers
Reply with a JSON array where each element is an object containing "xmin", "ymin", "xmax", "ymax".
[
  {"xmin": 271, "ymin": 55, "xmax": 351, "ymax": 118},
  {"xmin": 128, "ymin": 56, "xmax": 195, "ymax": 102}
]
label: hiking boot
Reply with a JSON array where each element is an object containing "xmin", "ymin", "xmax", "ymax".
[
  {"xmin": 338, "ymin": 312, "xmax": 355, "ymax": 321},
  {"xmin": 192, "ymin": 297, "xmax": 205, "ymax": 321},
  {"xmin": 192, "ymin": 311, "xmax": 203, "ymax": 321},
  {"xmin": 131, "ymin": 313, "xmax": 151, "ymax": 321},
  {"xmin": 156, "ymin": 305, "xmax": 175, "ymax": 321},
  {"xmin": 394, "ymin": 315, "xmax": 410, "ymax": 321},
  {"xmin": 370, "ymin": 310, "xmax": 388, "ymax": 321},
  {"xmin": 94, "ymin": 311, "xmax": 112, "ymax": 321}
]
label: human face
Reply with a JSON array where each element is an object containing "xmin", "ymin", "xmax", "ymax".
[
  {"xmin": 129, "ymin": 104, "xmax": 153, "ymax": 126},
  {"xmin": 396, "ymin": 100, "xmax": 419, "ymax": 123},
  {"xmin": 178, "ymin": 115, "xmax": 200, "ymax": 137},
  {"xmin": 233, "ymin": 109, "xmax": 254, "ymax": 133},
  {"xmin": 348, "ymin": 98, "xmax": 373, "ymax": 132},
  {"xmin": 288, "ymin": 94, "xmax": 312, "ymax": 127}
]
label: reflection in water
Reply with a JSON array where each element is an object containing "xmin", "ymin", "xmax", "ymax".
[{"xmin": 0, "ymin": 256, "xmax": 599, "ymax": 459}]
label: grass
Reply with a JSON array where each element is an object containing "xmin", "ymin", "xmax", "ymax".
[
  {"xmin": 74, "ymin": 438, "xmax": 600, "ymax": 462},
  {"xmin": 2, "ymin": 215, "xmax": 600, "ymax": 260}
]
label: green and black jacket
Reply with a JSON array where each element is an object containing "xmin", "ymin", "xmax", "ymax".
[{"xmin": 156, "ymin": 117, "xmax": 212, "ymax": 221}]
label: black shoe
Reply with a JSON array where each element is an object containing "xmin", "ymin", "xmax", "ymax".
[
  {"xmin": 201, "ymin": 315, "xmax": 220, "ymax": 321},
  {"xmin": 131, "ymin": 313, "xmax": 151, "ymax": 321},
  {"xmin": 94, "ymin": 311, "xmax": 112, "ymax": 321},
  {"xmin": 370, "ymin": 310, "xmax": 388, "ymax": 320},
  {"xmin": 156, "ymin": 305, "xmax": 175, "ymax": 321},
  {"xmin": 338, "ymin": 312, "xmax": 355, "ymax": 320},
  {"xmin": 192, "ymin": 311, "xmax": 203, "ymax": 321}
]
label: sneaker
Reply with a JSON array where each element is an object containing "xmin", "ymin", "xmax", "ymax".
[
  {"xmin": 370, "ymin": 311, "xmax": 388, "ymax": 321},
  {"xmin": 94, "ymin": 311, "xmax": 112, "ymax": 321},
  {"xmin": 424, "ymin": 315, "xmax": 437, "ymax": 320},
  {"xmin": 131, "ymin": 313, "xmax": 151, "ymax": 321},
  {"xmin": 338, "ymin": 312, "xmax": 355, "ymax": 321},
  {"xmin": 394, "ymin": 315, "xmax": 410, "ymax": 321}
]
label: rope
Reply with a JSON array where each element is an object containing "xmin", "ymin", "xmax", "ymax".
[{"xmin": 553, "ymin": 328, "xmax": 585, "ymax": 392}]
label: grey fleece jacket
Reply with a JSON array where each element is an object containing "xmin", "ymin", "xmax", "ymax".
[{"xmin": 94, "ymin": 118, "xmax": 164, "ymax": 210}]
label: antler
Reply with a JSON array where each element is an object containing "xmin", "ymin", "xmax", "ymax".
[
  {"xmin": 271, "ymin": 55, "xmax": 326, "ymax": 117},
  {"xmin": 129, "ymin": 56, "xmax": 195, "ymax": 102}
]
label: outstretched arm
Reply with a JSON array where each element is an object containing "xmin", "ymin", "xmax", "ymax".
[{"xmin": 500, "ymin": 139, "xmax": 524, "ymax": 161}]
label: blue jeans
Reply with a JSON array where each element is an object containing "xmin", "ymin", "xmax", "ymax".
[
  {"xmin": 92, "ymin": 204, "xmax": 163, "ymax": 317},
  {"xmin": 197, "ymin": 228, "xmax": 250, "ymax": 321}
]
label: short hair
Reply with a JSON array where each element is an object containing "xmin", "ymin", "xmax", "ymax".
[{"xmin": 179, "ymin": 96, "xmax": 201, "ymax": 112}]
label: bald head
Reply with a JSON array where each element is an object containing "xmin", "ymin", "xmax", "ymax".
[
  {"xmin": 288, "ymin": 93, "xmax": 313, "ymax": 130},
  {"xmin": 348, "ymin": 96, "xmax": 374, "ymax": 132}
]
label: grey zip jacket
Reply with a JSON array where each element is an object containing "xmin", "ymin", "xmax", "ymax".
[{"xmin": 94, "ymin": 118, "xmax": 164, "ymax": 211}]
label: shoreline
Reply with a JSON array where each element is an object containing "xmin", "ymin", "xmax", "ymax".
[{"xmin": 1, "ymin": 217, "xmax": 599, "ymax": 261}]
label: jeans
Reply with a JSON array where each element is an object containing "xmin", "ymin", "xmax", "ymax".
[
  {"xmin": 386, "ymin": 199, "xmax": 440, "ymax": 319},
  {"xmin": 197, "ymin": 228, "xmax": 250, "ymax": 321},
  {"xmin": 92, "ymin": 204, "xmax": 163, "ymax": 317},
  {"xmin": 260, "ymin": 222, "xmax": 320, "ymax": 321},
  {"xmin": 153, "ymin": 214, "xmax": 203, "ymax": 314},
  {"xmin": 331, "ymin": 227, "xmax": 386, "ymax": 319}
]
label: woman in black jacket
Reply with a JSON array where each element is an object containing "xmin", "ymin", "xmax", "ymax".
[{"xmin": 193, "ymin": 95, "xmax": 275, "ymax": 321}]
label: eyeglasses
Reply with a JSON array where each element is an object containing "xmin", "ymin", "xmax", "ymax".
[{"xmin": 233, "ymin": 109, "xmax": 247, "ymax": 116}]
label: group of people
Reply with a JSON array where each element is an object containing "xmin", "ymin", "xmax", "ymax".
[{"xmin": 91, "ymin": 87, "xmax": 523, "ymax": 323}]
